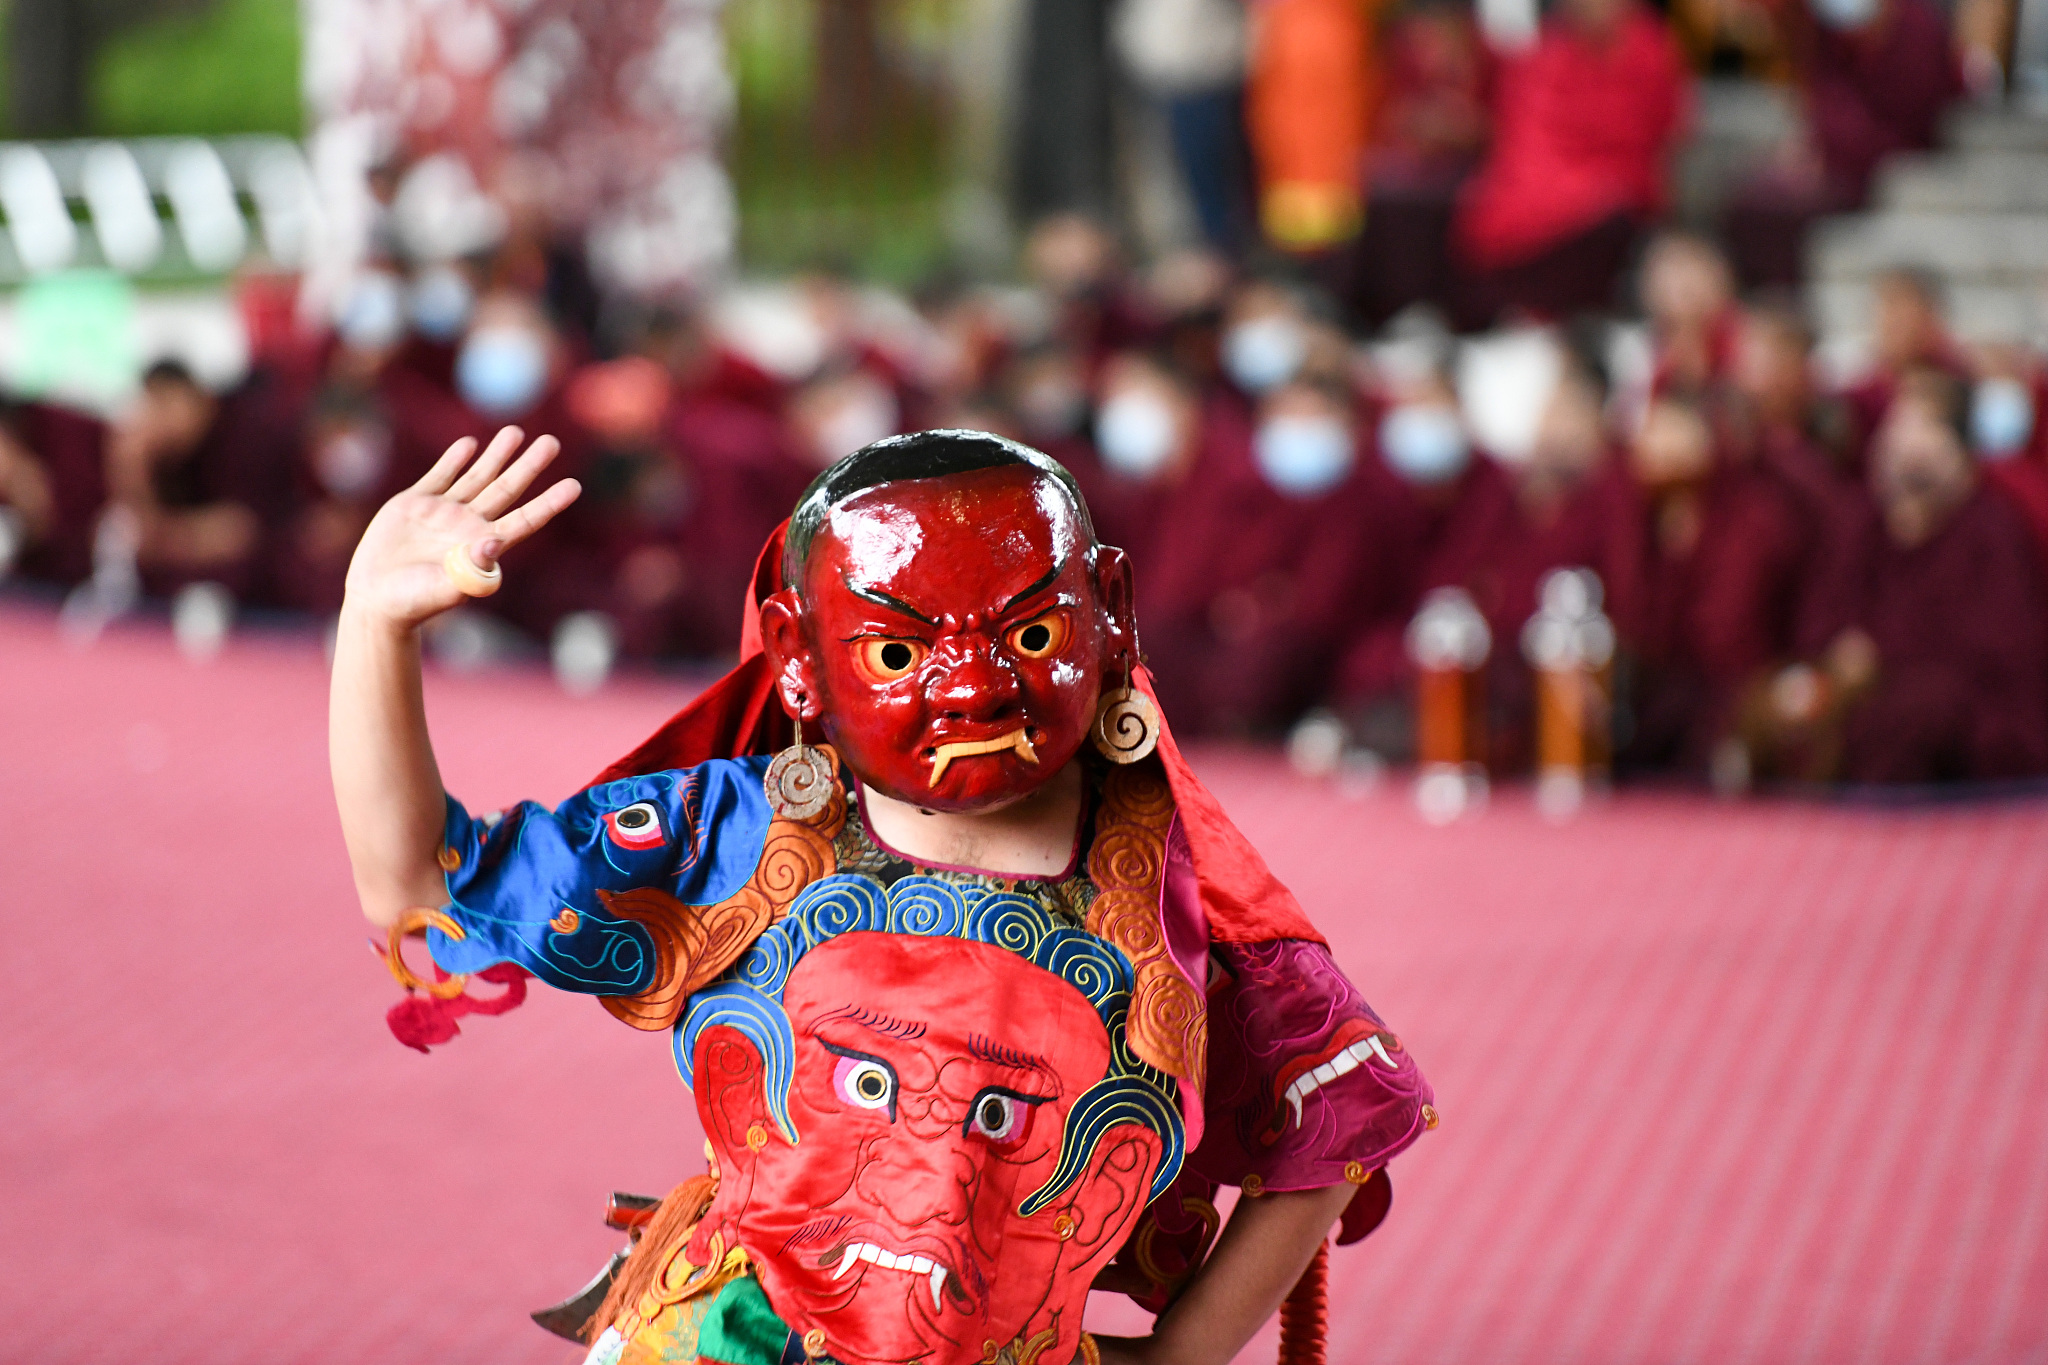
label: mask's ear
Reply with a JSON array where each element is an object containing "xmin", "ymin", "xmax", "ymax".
[
  {"xmin": 687, "ymin": 1025, "xmax": 775, "ymax": 1256},
  {"xmin": 1033, "ymin": 1123, "xmax": 1162, "ymax": 1362},
  {"xmin": 759, "ymin": 587, "xmax": 824, "ymax": 722},
  {"xmin": 1057, "ymin": 1122, "xmax": 1161, "ymax": 1267},
  {"xmin": 1090, "ymin": 544, "xmax": 1137, "ymax": 666}
]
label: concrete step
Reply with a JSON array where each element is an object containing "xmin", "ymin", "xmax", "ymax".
[
  {"xmin": 1877, "ymin": 150, "xmax": 2048, "ymax": 213},
  {"xmin": 1944, "ymin": 109, "xmax": 2048, "ymax": 152},
  {"xmin": 1674, "ymin": 79, "xmax": 1801, "ymax": 222},
  {"xmin": 1807, "ymin": 210, "xmax": 2048, "ymax": 280}
]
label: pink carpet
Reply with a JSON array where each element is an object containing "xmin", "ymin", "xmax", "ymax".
[{"xmin": 3, "ymin": 603, "xmax": 2044, "ymax": 1364}]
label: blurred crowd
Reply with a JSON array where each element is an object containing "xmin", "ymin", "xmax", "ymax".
[
  {"xmin": 2, "ymin": 0, "xmax": 2043, "ymax": 789},
  {"xmin": 1094, "ymin": 0, "xmax": 1996, "ymax": 313},
  {"xmin": 3, "ymin": 208, "xmax": 2045, "ymax": 790}
]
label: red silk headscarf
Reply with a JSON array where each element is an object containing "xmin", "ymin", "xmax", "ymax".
[{"xmin": 593, "ymin": 525, "xmax": 1324, "ymax": 947}]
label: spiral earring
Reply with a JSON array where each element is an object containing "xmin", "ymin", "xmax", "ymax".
[
  {"xmin": 1090, "ymin": 651, "xmax": 1160, "ymax": 765},
  {"xmin": 764, "ymin": 704, "xmax": 838, "ymax": 821}
]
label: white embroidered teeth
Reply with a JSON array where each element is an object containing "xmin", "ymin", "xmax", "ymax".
[
  {"xmin": 1282, "ymin": 1035, "xmax": 1398, "ymax": 1126},
  {"xmin": 830, "ymin": 1243, "xmax": 951, "ymax": 1311}
]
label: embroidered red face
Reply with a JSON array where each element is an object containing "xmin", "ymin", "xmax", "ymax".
[
  {"xmin": 761, "ymin": 465, "xmax": 1134, "ymax": 813},
  {"xmin": 692, "ymin": 934, "xmax": 1162, "ymax": 1365}
]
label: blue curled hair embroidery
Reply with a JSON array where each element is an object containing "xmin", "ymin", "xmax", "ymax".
[{"xmin": 672, "ymin": 873, "xmax": 1187, "ymax": 1207}]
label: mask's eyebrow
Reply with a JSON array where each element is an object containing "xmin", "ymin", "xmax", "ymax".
[
  {"xmin": 845, "ymin": 576, "xmax": 938, "ymax": 627},
  {"xmin": 968, "ymin": 1031, "xmax": 1055, "ymax": 1078},
  {"xmin": 820, "ymin": 1004, "xmax": 928, "ymax": 1040},
  {"xmin": 998, "ymin": 558, "xmax": 1065, "ymax": 616}
]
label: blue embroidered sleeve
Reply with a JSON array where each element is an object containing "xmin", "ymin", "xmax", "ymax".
[{"xmin": 426, "ymin": 756, "xmax": 775, "ymax": 996}]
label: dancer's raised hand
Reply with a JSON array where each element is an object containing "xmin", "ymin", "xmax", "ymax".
[{"xmin": 342, "ymin": 426, "xmax": 580, "ymax": 630}]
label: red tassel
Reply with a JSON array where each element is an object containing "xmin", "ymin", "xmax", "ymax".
[
  {"xmin": 381, "ymin": 963, "xmax": 533, "ymax": 1053},
  {"xmin": 464, "ymin": 962, "xmax": 530, "ymax": 1015},
  {"xmin": 1277, "ymin": 1240, "xmax": 1329, "ymax": 1365},
  {"xmin": 386, "ymin": 994, "xmax": 464, "ymax": 1053}
]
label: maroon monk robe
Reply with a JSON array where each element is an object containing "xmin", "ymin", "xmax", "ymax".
[
  {"xmin": 1139, "ymin": 395, "xmax": 1424, "ymax": 735},
  {"xmin": 456, "ymin": 383, "xmax": 602, "ymax": 642},
  {"xmin": 1800, "ymin": 0, "xmax": 1963, "ymax": 208},
  {"xmin": 1984, "ymin": 457, "xmax": 2048, "ymax": 589},
  {"xmin": 1336, "ymin": 453, "xmax": 1517, "ymax": 703},
  {"xmin": 1053, "ymin": 430, "xmax": 1179, "ymax": 574},
  {"xmin": 1622, "ymin": 467, "xmax": 1807, "ymax": 770},
  {"xmin": 1842, "ymin": 487, "xmax": 2048, "ymax": 783},
  {"xmin": 1748, "ymin": 424, "xmax": 1870, "ymax": 657},
  {"xmin": 5, "ymin": 401, "xmax": 108, "ymax": 587},
  {"xmin": 1399, "ymin": 456, "xmax": 1640, "ymax": 771},
  {"xmin": 141, "ymin": 370, "xmax": 307, "ymax": 605},
  {"xmin": 645, "ymin": 390, "xmax": 814, "ymax": 658}
]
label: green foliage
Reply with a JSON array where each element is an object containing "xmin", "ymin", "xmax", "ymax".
[
  {"xmin": 90, "ymin": 0, "xmax": 301, "ymax": 138},
  {"xmin": 725, "ymin": 0, "xmax": 954, "ymax": 283}
]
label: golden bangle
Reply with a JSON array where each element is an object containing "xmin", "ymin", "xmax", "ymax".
[
  {"xmin": 386, "ymin": 906, "xmax": 470, "ymax": 999},
  {"xmin": 442, "ymin": 544, "xmax": 503, "ymax": 598}
]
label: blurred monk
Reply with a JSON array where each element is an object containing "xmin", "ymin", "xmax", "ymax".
[
  {"xmin": 1143, "ymin": 376, "xmax": 1421, "ymax": 735},
  {"xmin": 1753, "ymin": 372, "xmax": 2048, "ymax": 784},
  {"xmin": 106, "ymin": 361, "xmax": 303, "ymax": 604},
  {"xmin": 1619, "ymin": 397, "xmax": 1805, "ymax": 772}
]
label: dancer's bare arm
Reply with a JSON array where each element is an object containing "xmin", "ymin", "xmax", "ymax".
[
  {"xmin": 1094, "ymin": 1183, "xmax": 1355, "ymax": 1365},
  {"xmin": 329, "ymin": 427, "xmax": 580, "ymax": 927}
]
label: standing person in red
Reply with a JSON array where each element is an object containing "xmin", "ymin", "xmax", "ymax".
[{"xmin": 1454, "ymin": 0, "xmax": 1689, "ymax": 324}]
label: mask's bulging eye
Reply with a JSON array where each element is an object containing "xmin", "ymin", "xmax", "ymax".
[
  {"xmin": 965, "ymin": 1088, "xmax": 1036, "ymax": 1150},
  {"xmin": 604, "ymin": 801, "xmax": 666, "ymax": 850},
  {"xmin": 1006, "ymin": 612, "xmax": 1071, "ymax": 660},
  {"xmin": 828, "ymin": 1047, "xmax": 899, "ymax": 1120},
  {"xmin": 855, "ymin": 637, "xmax": 929, "ymax": 683}
]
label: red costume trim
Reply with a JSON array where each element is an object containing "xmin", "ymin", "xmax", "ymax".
[{"xmin": 593, "ymin": 524, "xmax": 1326, "ymax": 948}]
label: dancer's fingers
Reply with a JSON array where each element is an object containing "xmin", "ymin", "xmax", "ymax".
[
  {"xmin": 447, "ymin": 426, "xmax": 525, "ymax": 503},
  {"xmin": 489, "ymin": 477, "xmax": 582, "ymax": 549},
  {"xmin": 413, "ymin": 436, "xmax": 478, "ymax": 495},
  {"xmin": 470, "ymin": 433, "xmax": 562, "ymax": 521}
]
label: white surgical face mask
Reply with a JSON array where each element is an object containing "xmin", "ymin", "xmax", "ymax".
[
  {"xmin": 337, "ymin": 272, "xmax": 405, "ymax": 352},
  {"xmin": 1811, "ymin": 0, "xmax": 1877, "ymax": 30},
  {"xmin": 1222, "ymin": 315, "xmax": 1307, "ymax": 394},
  {"xmin": 1095, "ymin": 391, "xmax": 1179, "ymax": 478},
  {"xmin": 1255, "ymin": 414, "xmax": 1355, "ymax": 496},
  {"xmin": 1379, "ymin": 403, "xmax": 1471, "ymax": 485},
  {"xmin": 457, "ymin": 326, "xmax": 551, "ymax": 417},
  {"xmin": 1971, "ymin": 377, "xmax": 2035, "ymax": 460},
  {"xmin": 409, "ymin": 266, "xmax": 475, "ymax": 342}
]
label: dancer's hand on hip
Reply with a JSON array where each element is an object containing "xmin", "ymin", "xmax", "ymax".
[{"xmin": 342, "ymin": 426, "xmax": 580, "ymax": 631}]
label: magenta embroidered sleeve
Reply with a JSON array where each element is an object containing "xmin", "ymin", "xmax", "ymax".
[{"xmin": 1191, "ymin": 938, "xmax": 1432, "ymax": 1196}]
